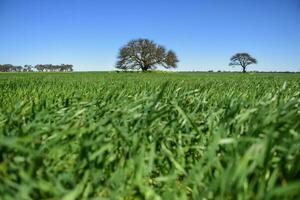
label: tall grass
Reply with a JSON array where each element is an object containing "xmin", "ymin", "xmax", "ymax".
[{"xmin": 0, "ymin": 72, "xmax": 300, "ymax": 199}]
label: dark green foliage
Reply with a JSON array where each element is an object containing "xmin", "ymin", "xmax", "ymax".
[{"xmin": 0, "ymin": 72, "xmax": 300, "ymax": 200}]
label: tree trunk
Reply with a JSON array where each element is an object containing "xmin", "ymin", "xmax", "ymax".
[
  {"xmin": 141, "ymin": 65, "xmax": 149, "ymax": 72},
  {"xmin": 242, "ymin": 66, "xmax": 246, "ymax": 73}
]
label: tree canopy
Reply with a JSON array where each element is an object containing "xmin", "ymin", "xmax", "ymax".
[
  {"xmin": 229, "ymin": 53, "xmax": 257, "ymax": 73},
  {"xmin": 116, "ymin": 39, "xmax": 179, "ymax": 71}
]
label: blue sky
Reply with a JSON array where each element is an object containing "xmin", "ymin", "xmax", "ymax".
[{"xmin": 0, "ymin": 0, "xmax": 299, "ymax": 71}]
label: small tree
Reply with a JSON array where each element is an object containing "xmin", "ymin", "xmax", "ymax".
[
  {"xmin": 229, "ymin": 53, "xmax": 257, "ymax": 73},
  {"xmin": 116, "ymin": 39, "xmax": 179, "ymax": 71}
]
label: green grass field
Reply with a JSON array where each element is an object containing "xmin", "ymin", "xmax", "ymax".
[{"xmin": 1, "ymin": 72, "xmax": 300, "ymax": 200}]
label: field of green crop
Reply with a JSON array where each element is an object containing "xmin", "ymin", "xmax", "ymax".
[{"xmin": 0, "ymin": 72, "xmax": 300, "ymax": 200}]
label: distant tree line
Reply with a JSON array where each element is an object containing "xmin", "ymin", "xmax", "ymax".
[
  {"xmin": 0, "ymin": 64, "xmax": 27, "ymax": 72},
  {"xmin": 0, "ymin": 64, "xmax": 73, "ymax": 72},
  {"xmin": 34, "ymin": 64, "xmax": 73, "ymax": 72}
]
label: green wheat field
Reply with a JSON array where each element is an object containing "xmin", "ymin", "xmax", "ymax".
[{"xmin": 0, "ymin": 72, "xmax": 300, "ymax": 200}]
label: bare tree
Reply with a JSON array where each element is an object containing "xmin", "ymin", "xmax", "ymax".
[
  {"xmin": 229, "ymin": 53, "xmax": 257, "ymax": 73},
  {"xmin": 116, "ymin": 39, "xmax": 179, "ymax": 71}
]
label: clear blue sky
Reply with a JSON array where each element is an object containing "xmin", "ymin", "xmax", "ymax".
[{"xmin": 0, "ymin": 0, "xmax": 300, "ymax": 71}]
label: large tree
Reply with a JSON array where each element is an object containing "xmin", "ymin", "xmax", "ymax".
[
  {"xmin": 229, "ymin": 53, "xmax": 257, "ymax": 73},
  {"xmin": 116, "ymin": 39, "xmax": 179, "ymax": 71}
]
